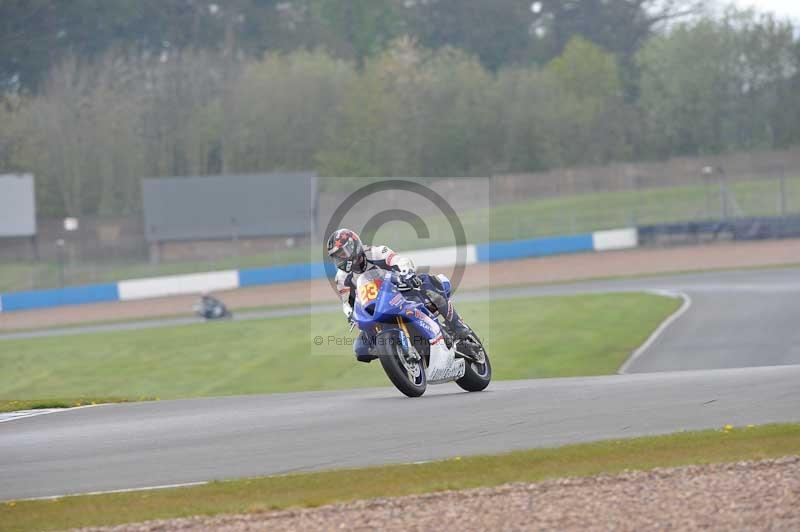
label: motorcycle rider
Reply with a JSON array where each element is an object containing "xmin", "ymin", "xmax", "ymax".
[
  {"xmin": 326, "ymin": 228, "xmax": 470, "ymax": 363},
  {"xmin": 196, "ymin": 291, "xmax": 230, "ymax": 320}
]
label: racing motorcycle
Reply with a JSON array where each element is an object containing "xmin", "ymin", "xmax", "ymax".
[
  {"xmin": 193, "ymin": 294, "xmax": 233, "ymax": 320},
  {"xmin": 352, "ymin": 269, "xmax": 491, "ymax": 397}
]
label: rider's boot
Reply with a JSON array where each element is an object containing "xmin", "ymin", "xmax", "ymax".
[
  {"xmin": 448, "ymin": 314, "xmax": 472, "ymax": 340},
  {"xmin": 425, "ymin": 288, "xmax": 471, "ymax": 340}
]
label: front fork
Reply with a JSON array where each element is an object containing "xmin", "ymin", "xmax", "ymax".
[{"xmin": 395, "ymin": 317, "xmax": 422, "ymax": 363}]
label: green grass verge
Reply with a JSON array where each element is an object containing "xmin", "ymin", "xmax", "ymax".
[
  {"xmin": 2, "ymin": 424, "xmax": 798, "ymax": 532},
  {"xmin": 0, "ymin": 398, "xmax": 152, "ymax": 412},
  {"xmin": 0, "ymin": 293, "xmax": 679, "ymax": 410},
  {"xmin": 3, "ymin": 176, "xmax": 798, "ymax": 292}
]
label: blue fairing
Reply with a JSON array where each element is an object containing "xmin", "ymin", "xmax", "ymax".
[{"xmin": 353, "ymin": 272, "xmax": 440, "ymax": 342}]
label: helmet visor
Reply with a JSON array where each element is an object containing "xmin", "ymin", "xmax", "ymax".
[{"xmin": 329, "ymin": 239, "xmax": 356, "ymax": 269}]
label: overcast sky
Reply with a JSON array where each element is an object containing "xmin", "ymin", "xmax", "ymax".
[{"xmin": 734, "ymin": 0, "xmax": 800, "ymax": 21}]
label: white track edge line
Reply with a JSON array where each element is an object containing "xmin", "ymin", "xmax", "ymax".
[
  {"xmin": 14, "ymin": 481, "xmax": 210, "ymax": 502},
  {"xmin": 617, "ymin": 289, "xmax": 692, "ymax": 375},
  {"xmin": 0, "ymin": 403, "xmax": 104, "ymax": 424}
]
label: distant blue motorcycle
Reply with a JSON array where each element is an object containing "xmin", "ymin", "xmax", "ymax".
[{"xmin": 352, "ymin": 269, "xmax": 491, "ymax": 397}]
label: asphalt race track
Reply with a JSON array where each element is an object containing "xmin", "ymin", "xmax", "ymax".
[
  {"xmin": 1, "ymin": 267, "xmax": 800, "ymax": 501},
  {"xmin": 483, "ymin": 267, "xmax": 800, "ymax": 373}
]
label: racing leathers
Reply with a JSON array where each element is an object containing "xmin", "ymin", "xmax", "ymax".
[{"xmin": 336, "ymin": 245, "xmax": 469, "ymax": 363}]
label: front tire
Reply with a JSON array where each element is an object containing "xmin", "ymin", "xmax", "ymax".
[
  {"xmin": 456, "ymin": 334, "xmax": 492, "ymax": 392},
  {"xmin": 377, "ymin": 330, "xmax": 427, "ymax": 397}
]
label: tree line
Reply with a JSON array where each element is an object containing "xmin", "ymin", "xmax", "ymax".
[
  {"xmin": 0, "ymin": 5, "xmax": 798, "ymax": 217},
  {"xmin": 0, "ymin": 0, "xmax": 704, "ymax": 92}
]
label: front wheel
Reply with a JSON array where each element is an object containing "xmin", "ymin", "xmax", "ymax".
[
  {"xmin": 455, "ymin": 334, "xmax": 492, "ymax": 392},
  {"xmin": 377, "ymin": 330, "xmax": 427, "ymax": 397}
]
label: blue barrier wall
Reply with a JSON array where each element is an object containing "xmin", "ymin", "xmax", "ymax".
[
  {"xmin": 0, "ymin": 283, "xmax": 119, "ymax": 312},
  {"xmin": 475, "ymin": 234, "xmax": 594, "ymax": 263}
]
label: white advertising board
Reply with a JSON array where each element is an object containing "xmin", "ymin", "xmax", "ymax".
[{"xmin": 0, "ymin": 174, "xmax": 36, "ymax": 237}]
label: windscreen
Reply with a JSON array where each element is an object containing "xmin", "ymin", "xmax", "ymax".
[{"xmin": 355, "ymin": 269, "xmax": 386, "ymax": 309}]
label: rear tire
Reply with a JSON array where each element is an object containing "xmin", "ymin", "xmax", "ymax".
[
  {"xmin": 456, "ymin": 335, "xmax": 492, "ymax": 392},
  {"xmin": 377, "ymin": 330, "xmax": 427, "ymax": 397}
]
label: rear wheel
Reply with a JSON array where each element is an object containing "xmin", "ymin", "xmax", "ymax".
[
  {"xmin": 455, "ymin": 333, "xmax": 492, "ymax": 392},
  {"xmin": 377, "ymin": 330, "xmax": 427, "ymax": 397}
]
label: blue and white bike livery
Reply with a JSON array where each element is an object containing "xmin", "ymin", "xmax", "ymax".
[{"xmin": 352, "ymin": 269, "xmax": 491, "ymax": 397}]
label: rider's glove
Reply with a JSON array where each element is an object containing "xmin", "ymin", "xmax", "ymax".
[{"xmin": 397, "ymin": 271, "xmax": 422, "ymax": 291}]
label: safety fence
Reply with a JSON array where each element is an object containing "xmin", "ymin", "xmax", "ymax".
[
  {"xmin": 638, "ymin": 215, "xmax": 800, "ymax": 246},
  {"xmin": 0, "ymin": 228, "xmax": 635, "ymax": 312}
]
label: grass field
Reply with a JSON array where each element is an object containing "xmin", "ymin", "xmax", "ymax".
[
  {"xmin": 2, "ymin": 176, "xmax": 798, "ymax": 292},
  {"xmin": 482, "ymin": 176, "xmax": 800, "ymax": 241},
  {"xmin": 0, "ymin": 293, "xmax": 679, "ymax": 408},
  {"xmin": 1, "ymin": 423, "xmax": 797, "ymax": 531}
]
